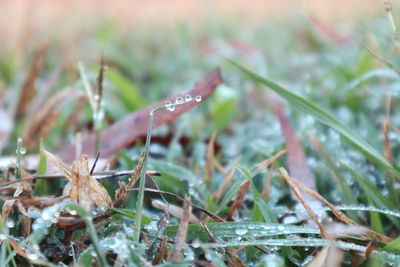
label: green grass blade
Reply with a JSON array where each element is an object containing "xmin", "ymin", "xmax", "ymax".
[
  {"xmin": 231, "ymin": 60, "xmax": 400, "ymax": 179},
  {"xmin": 166, "ymin": 222, "xmax": 320, "ymax": 241},
  {"xmin": 231, "ymin": 161, "xmax": 277, "ymax": 223}
]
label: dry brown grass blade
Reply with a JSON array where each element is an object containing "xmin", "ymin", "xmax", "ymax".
[
  {"xmin": 41, "ymin": 149, "xmax": 72, "ymax": 179},
  {"xmin": 153, "ymin": 235, "xmax": 169, "ymax": 265},
  {"xmin": 169, "ymin": 196, "xmax": 192, "ymax": 262},
  {"xmin": 226, "ymin": 181, "xmax": 250, "ymax": 221},
  {"xmin": 213, "ymin": 157, "xmax": 240, "ymax": 201},
  {"xmin": 280, "ymin": 168, "xmax": 327, "ymax": 238},
  {"xmin": 365, "ymin": 239, "xmax": 378, "ymax": 259},
  {"xmin": 261, "ymin": 164, "xmax": 274, "ymax": 198},
  {"xmin": 114, "ymin": 152, "xmax": 145, "ymax": 207},
  {"xmin": 255, "ymin": 149, "xmax": 287, "ymax": 171},
  {"xmin": 57, "ymin": 68, "xmax": 223, "ymax": 163},
  {"xmin": 127, "ymin": 152, "xmax": 145, "ymax": 187},
  {"xmin": 281, "ymin": 169, "xmax": 392, "ymax": 243},
  {"xmin": 70, "ymin": 160, "xmax": 80, "ymax": 204},
  {"xmin": 16, "ymin": 44, "xmax": 48, "ymax": 117},
  {"xmin": 152, "ymin": 199, "xmax": 200, "ymax": 223},
  {"xmin": 23, "ymin": 88, "xmax": 86, "ymax": 149},
  {"xmin": 205, "ymin": 131, "xmax": 217, "ymax": 183}
]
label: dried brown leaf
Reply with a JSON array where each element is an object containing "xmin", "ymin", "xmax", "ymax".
[
  {"xmin": 42, "ymin": 150, "xmax": 113, "ymax": 209},
  {"xmin": 76, "ymin": 155, "xmax": 113, "ymax": 209}
]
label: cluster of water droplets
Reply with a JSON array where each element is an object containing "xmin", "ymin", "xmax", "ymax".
[
  {"xmin": 100, "ymin": 224, "xmax": 146, "ymax": 262},
  {"xmin": 16, "ymin": 137, "xmax": 26, "ymax": 155},
  {"xmin": 165, "ymin": 95, "xmax": 202, "ymax": 112}
]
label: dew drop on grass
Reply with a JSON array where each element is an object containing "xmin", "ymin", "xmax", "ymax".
[
  {"xmin": 6, "ymin": 219, "xmax": 15, "ymax": 228},
  {"xmin": 175, "ymin": 96, "xmax": 184, "ymax": 104},
  {"xmin": 277, "ymin": 225, "xmax": 285, "ymax": 231},
  {"xmin": 0, "ymin": 234, "xmax": 6, "ymax": 240},
  {"xmin": 185, "ymin": 95, "xmax": 192, "ymax": 102},
  {"xmin": 69, "ymin": 210, "xmax": 77, "ymax": 216},
  {"xmin": 195, "ymin": 95, "xmax": 202, "ymax": 102},
  {"xmin": 191, "ymin": 240, "xmax": 201, "ymax": 248},
  {"xmin": 42, "ymin": 212, "xmax": 50, "ymax": 220},
  {"xmin": 90, "ymin": 250, "xmax": 97, "ymax": 257},
  {"xmin": 27, "ymin": 251, "xmax": 39, "ymax": 260},
  {"xmin": 167, "ymin": 104, "xmax": 176, "ymax": 112},
  {"xmin": 235, "ymin": 228, "xmax": 248, "ymax": 235}
]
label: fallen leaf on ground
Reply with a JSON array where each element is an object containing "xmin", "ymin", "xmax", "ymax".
[
  {"xmin": 57, "ymin": 68, "xmax": 223, "ymax": 163},
  {"xmin": 42, "ymin": 150, "xmax": 113, "ymax": 209}
]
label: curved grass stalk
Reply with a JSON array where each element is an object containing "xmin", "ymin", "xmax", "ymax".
[{"xmin": 133, "ymin": 95, "xmax": 202, "ymax": 242}]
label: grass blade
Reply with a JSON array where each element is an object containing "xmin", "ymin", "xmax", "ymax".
[{"xmin": 231, "ymin": 60, "xmax": 400, "ymax": 179}]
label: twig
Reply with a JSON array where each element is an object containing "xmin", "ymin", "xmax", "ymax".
[{"xmin": 364, "ymin": 44, "xmax": 400, "ymax": 75}]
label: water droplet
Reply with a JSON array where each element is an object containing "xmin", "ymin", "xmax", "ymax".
[
  {"xmin": 235, "ymin": 228, "xmax": 248, "ymax": 235},
  {"xmin": 167, "ymin": 104, "xmax": 176, "ymax": 112},
  {"xmin": 19, "ymin": 148, "xmax": 26, "ymax": 155},
  {"xmin": 27, "ymin": 251, "xmax": 39, "ymax": 260},
  {"xmin": 195, "ymin": 95, "xmax": 202, "ymax": 102},
  {"xmin": 93, "ymin": 94, "xmax": 100, "ymax": 102},
  {"xmin": 175, "ymin": 96, "xmax": 184, "ymax": 104},
  {"xmin": 90, "ymin": 250, "xmax": 97, "ymax": 257},
  {"xmin": 191, "ymin": 240, "xmax": 201, "ymax": 248},
  {"xmin": 0, "ymin": 234, "xmax": 7, "ymax": 240},
  {"xmin": 68, "ymin": 249, "xmax": 74, "ymax": 256},
  {"xmin": 42, "ymin": 212, "xmax": 50, "ymax": 220},
  {"xmin": 69, "ymin": 210, "xmax": 77, "ymax": 216},
  {"xmin": 6, "ymin": 219, "xmax": 15, "ymax": 228},
  {"xmin": 277, "ymin": 225, "xmax": 285, "ymax": 231},
  {"xmin": 185, "ymin": 95, "xmax": 192, "ymax": 102}
]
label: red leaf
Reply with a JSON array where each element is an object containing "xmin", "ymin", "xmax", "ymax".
[{"xmin": 57, "ymin": 68, "xmax": 223, "ymax": 163}]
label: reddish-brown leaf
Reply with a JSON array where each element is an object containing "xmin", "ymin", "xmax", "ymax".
[{"xmin": 57, "ymin": 68, "xmax": 223, "ymax": 163}]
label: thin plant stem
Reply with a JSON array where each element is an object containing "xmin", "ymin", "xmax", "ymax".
[
  {"xmin": 133, "ymin": 105, "xmax": 164, "ymax": 242},
  {"xmin": 133, "ymin": 95, "xmax": 201, "ymax": 242},
  {"xmin": 65, "ymin": 203, "xmax": 108, "ymax": 267},
  {"xmin": 15, "ymin": 138, "xmax": 24, "ymax": 180}
]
